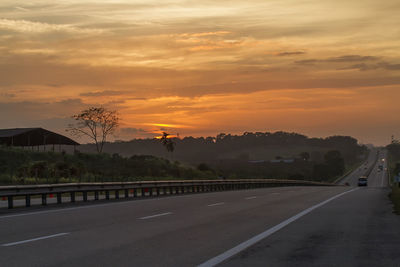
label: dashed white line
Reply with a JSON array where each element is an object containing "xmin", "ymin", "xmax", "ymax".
[
  {"xmin": 245, "ymin": 196, "xmax": 257, "ymax": 200},
  {"xmin": 139, "ymin": 212, "xmax": 172, "ymax": 220},
  {"xmin": 2, "ymin": 233, "xmax": 69, "ymax": 247},
  {"xmin": 198, "ymin": 188, "xmax": 359, "ymax": 267},
  {"xmin": 207, "ymin": 202, "xmax": 225, "ymax": 207}
]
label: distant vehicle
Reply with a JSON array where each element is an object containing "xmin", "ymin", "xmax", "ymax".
[
  {"xmin": 358, "ymin": 177, "xmax": 368, "ymax": 186},
  {"xmin": 378, "ymin": 165, "xmax": 384, "ymax": 171}
]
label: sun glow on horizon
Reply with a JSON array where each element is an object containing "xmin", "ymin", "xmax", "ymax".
[{"xmin": 0, "ymin": 0, "xmax": 399, "ymax": 145}]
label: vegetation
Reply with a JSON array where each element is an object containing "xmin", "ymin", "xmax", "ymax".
[
  {"xmin": 67, "ymin": 107, "xmax": 119, "ymax": 153},
  {"xmin": 0, "ymin": 146, "xmax": 216, "ymax": 185},
  {"xmin": 386, "ymin": 142, "xmax": 400, "ymax": 214},
  {"xmin": 0, "ymin": 131, "xmax": 368, "ymax": 185}
]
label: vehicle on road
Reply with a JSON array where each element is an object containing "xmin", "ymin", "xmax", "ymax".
[{"xmin": 358, "ymin": 176, "xmax": 368, "ymax": 186}]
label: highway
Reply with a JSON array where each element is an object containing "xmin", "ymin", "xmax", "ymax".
[{"xmin": 0, "ymin": 150, "xmax": 398, "ymax": 266}]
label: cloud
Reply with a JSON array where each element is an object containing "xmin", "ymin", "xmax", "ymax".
[
  {"xmin": 340, "ymin": 61, "xmax": 400, "ymax": 71},
  {"xmin": 80, "ymin": 90, "xmax": 126, "ymax": 97},
  {"xmin": 120, "ymin": 127, "xmax": 148, "ymax": 135},
  {"xmin": 0, "ymin": 19, "xmax": 103, "ymax": 34},
  {"xmin": 277, "ymin": 51, "xmax": 305, "ymax": 56},
  {"xmin": 295, "ymin": 55, "xmax": 379, "ymax": 65}
]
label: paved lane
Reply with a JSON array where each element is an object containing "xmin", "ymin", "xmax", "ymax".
[
  {"xmin": 1, "ymin": 150, "xmax": 394, "ymax": 266},
  {"xmin": 0, "ymin": 186, "xmax": 351, "ymax": 266},
  {"xmin": 221, "ymin": 150, "xmax": 399, "ymax": 267}
]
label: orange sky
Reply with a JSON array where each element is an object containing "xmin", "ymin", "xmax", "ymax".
[{"xmin": 0, "ymin": 0, "xmax": 399, "ymax": 145}]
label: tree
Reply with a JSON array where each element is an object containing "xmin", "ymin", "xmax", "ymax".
[
  {"xmin": 160, "ymin": 132, "xmax": 175, "ymax": 158},
  {"xmin": 299, "ymin": 152, "xmax": 310, "ymax": 161},
  {"xmin": 324, "ymin": 150, "xmax": 345, "ymax": 176},
  {"xmin": 67, "ymin": 107, "xmax": 119, "ymax": 153}
]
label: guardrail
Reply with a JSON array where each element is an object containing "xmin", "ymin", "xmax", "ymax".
[{"xmin": 0, "ymin": 179, "xmax": 336, "ymax": 209}]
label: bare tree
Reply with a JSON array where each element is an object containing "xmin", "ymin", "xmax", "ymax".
[
  {"xmin": 160, "ymin": 132, "xmax": 175, "ymax": 158},
  {"xmin": 67, "ymin": 107, "xmax": 119, "ymax": 153}
]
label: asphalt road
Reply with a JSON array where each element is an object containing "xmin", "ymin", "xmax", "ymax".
[{"xmin": 0, "ymin": 150, "xmax": 397, "ymax": 266}]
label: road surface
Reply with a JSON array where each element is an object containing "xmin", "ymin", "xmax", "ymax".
[{"xmin": 0, "ymin": 150, "xmax": 398, "ymax": 266}]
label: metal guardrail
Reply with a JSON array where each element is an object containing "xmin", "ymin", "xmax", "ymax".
[{"xmin": 0, "ymin": 179, "xmax": 336, "ymax": 209}]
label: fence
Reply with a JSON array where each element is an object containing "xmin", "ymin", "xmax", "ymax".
[{"xmin": 0, "ymin": 179, "xmax": 336, "ymax": 209}]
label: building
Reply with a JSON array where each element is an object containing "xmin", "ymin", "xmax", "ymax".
[{"xmin": 0, "ymin": 128, "xmax": 79, "ymax": 150}]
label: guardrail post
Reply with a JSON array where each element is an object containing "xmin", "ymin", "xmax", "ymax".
[
  {"xmin": 41, "ymin": 194, "xmax": 47, "ymax": 205},
  {"xmin": 95, "ymin": 191, "xmax": 99, "ymax": 200},
  {"xmin": 141, "ymin": 188, "xmax": 145, "ymax": 197},
  {"xmin": 163, "ymin": 187, "xmax": 167, "ymax": 195},
  {"xmin": 133, "ymin": 188, "xmax": 137, "ymax": 197},
  {"xmin": 175, "ymin": 186, "xmax": 179, "ymax": 194},
  {"xmin": 124, "ymin": 189, "xmax": 129, "ymax": 198},
  {"xmin": 71, "ymin": 192, "xmax": 75, "ymax": 202},
  {"xmin": 105, "ymin": 190, "xmax": 110, "ymax": 200},
  {"xmin": 25, "ymin": 195, "xmax": 31, "ymax": 207},
  {"xmin": 156, "ymin": 187, "xmax": 160, "ymax": 196},
  {"xmin": 8, "ymin": 196, "xmax": 13, "ymax": 209},
  {"xmin": 83, "ymin": 191, "xmax": 88, "ymax": 202},
  {"xmin": 57, "ymin": 193, "xmax": 62, "ymax": 204},
  {"xmin": 115, "ymin": 190, "xmax": 119, "ymax": 199},
  {"xmin": 150, "ymin": 188, "xmax": 153, "ymax": 196}
]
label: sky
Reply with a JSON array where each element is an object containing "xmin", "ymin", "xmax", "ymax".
[{"xmin": 0, "ymin": 0, "xmax": 399, "ymax": 145}]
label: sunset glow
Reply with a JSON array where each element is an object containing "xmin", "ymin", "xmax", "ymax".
[{"xmin": 1, "ymin": 0, "xmax": 399, "ymax": 144}]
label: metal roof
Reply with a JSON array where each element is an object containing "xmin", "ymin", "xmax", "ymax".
[
  {"xmin": 0, "ymin": 128, "xmax": 39, "ymax": 138},
  {"xmin": 0, "ymin": 128, "xmax": 79, "ymax": 146}
]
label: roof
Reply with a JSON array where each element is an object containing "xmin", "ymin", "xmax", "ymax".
[
  {"xmin": 0, "ymin": 128, "xmax": 79, "ymax": 146},
  {"xmin": 0, "ymin": 128, "xmax": 39, "ymax": 138}
]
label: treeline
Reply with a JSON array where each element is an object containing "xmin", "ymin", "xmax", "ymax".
[
  {"xmin": 0, "ymin": 146, "xmax": 216, "ymax": 185},
  {"xmin": 77, "ymin": 131, "xmax": 367, "ymax": 165},
  {"xmin": 387, "ymin": 142, "xmax": 400, "ymax": 176},
  {"xmin": 212, "ymin": 149, "xmax": 347, "ymax": 182}
]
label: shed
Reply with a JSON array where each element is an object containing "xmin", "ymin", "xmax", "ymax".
[{"xmin": 0, "ymin": 128, "xmax": 79, "ymax": 148}]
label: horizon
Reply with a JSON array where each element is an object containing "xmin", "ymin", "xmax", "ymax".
[{"xmin": 1, "ymin": 0, "xmax": 399, "ymax": 146}]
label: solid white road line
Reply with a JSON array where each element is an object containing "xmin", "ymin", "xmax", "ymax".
[
  {"xmin": 245, "ymin": 196, "xmax": 257, "ymax": 200},
  {"xmin": 139, "ymin": 212, "xmax": 172, "ymax": 220},
  {"xmin": 207, "ymin": 202, "xmax": 225, "ymax": 207},
  {"xmin": 197, "ymin": 188, "xmax": 359, "ymax": 267},
  {"xmin": 2, "ymin": 233, "xmax": 69, "ymax": 247}
]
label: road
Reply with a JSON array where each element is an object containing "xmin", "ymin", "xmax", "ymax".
[{"xmin": 0, "ymin": 150, "xmax": 398, "ymax": 266}]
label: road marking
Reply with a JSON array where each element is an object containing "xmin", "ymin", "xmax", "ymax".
[
  {"xmin": 207, "ymin": 202, "xmax": 225, "ymax": 207},
  {"xmin": 198, "ymin": 188, "xmax": 359, "ymax": 267},
  {"xmin": 2, "ymin": 233, "xmax": 69, "ymax": 247},
  {"xmin": 245, "ymin": 196, "xmax": 257, "ymax": 200},
  {"xmin": 139, "ymin": 212, "xmax": 172, "ymax": 220},
  {"xmin": 0, "ymin": 193, "xmax": 203, "ymax": 220}
]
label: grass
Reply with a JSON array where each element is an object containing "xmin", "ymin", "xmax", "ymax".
[{"xmin": 389, "ymin": 185, "xmax": 400, "ymax": 215}]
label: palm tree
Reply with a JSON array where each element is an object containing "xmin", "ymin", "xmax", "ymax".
[{"xmin": 160, "ymin": 132, "xmax": 175, "ymax": 159}]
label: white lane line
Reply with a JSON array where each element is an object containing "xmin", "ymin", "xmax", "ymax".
[
  {"xmin": 139, "ymin": 212, "xmax": 172, "ymax": 220},
  {"xmin": 2, "ymin": 232, "xmax": 69, "ymax": 247},
  {"xmin": 207, "ymin": 202, "xmax": 225, "ymax": 207},
  {"xmin": 198, "ymin": 188, "xmax": 359, "ymax": 267},
  {"xmin": 245, "ymin": 196, "xmax": 257, "ymax": 200}
]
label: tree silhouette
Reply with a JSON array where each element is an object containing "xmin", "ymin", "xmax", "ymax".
[
  {"xmin": 160, "ymin": 132, "xmax": 175, "ymax": 158},
  {"xmin": 299, "ymin": 152, "xmax": 310, "ymax": 161},
  {"xmin": 67, "ymin": 107, "xmax": 119, "ymax": 153}
]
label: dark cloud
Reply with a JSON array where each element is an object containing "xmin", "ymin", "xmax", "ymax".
[
  {"xmin": 120, "ymin": 127, "xmax": 148, "ymax": 135},
  {"xmin": 115, "ymin": 127, "xmax": 156, "ymax": 140},
  {"xmin": 295, "ymin": 55, "xmax": 379, "ymax": 65},
  {"xmin": 0, "ymin": 92, "xmax": 15, "ymax": 98},
  {"xmin": 340, "ymin": 61, "xmax": 400, "ymax": 71},
  {"xmin": 277, "ymin": 51, "xmax": 305, "ymax": 56},
  {"xmin": 80, "ymin": 90, "xmax": 126, "ymax": 97}
]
